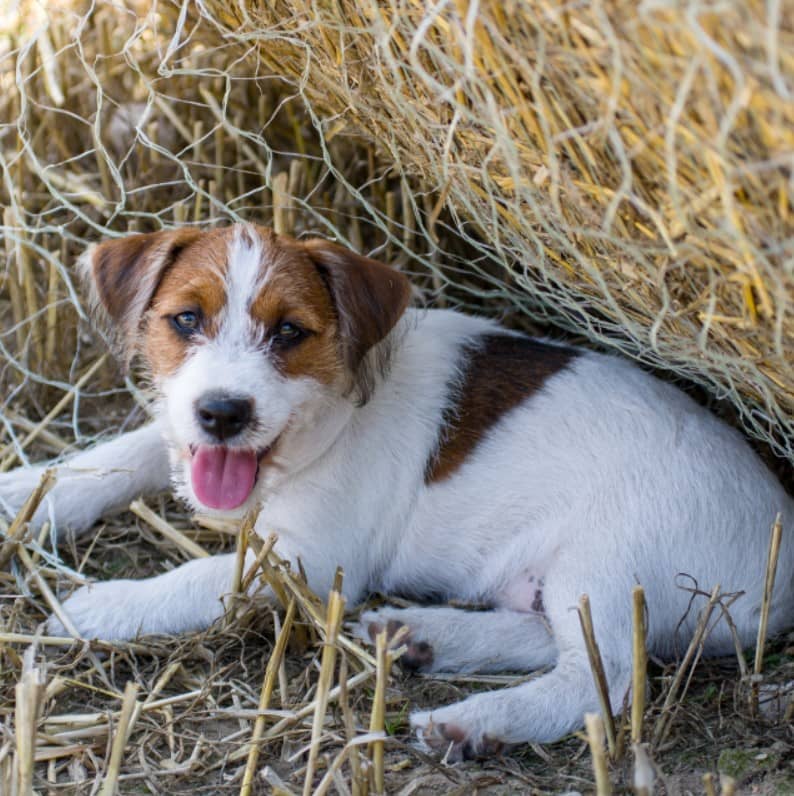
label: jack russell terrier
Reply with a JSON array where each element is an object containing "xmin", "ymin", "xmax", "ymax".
[{"xmin": 1, "ymin": 224, "xmax": 791, "ymax": 758}]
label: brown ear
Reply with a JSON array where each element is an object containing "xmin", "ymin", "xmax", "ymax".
[
  {"xmin": 303, "ymin": 239, "xmax": 412, "ymax": 401},
  {"xmin": 80, "ymin": 228, "xmax": 201, "ymax": 361}
]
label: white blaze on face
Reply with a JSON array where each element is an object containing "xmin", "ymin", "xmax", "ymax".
[
  {"xmin": 216, "ymin": 225, "xmax": 269, "ymax": 351},
  {"xmin": 158, "ymin": 227, "xmax": 289, "ymax": 512}
]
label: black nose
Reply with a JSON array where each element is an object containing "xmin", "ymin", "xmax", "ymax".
[{"xmin": 195, "ymin": 394, "xmax": 253, "ymax": 441}]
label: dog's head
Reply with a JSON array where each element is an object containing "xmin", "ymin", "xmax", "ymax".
[{"xmin": 81, "ymin": 224, "xmax": 411, "ymax": 514}]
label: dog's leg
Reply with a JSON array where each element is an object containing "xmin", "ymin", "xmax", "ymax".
[
  {"xmin": 408, "ymin": 592, "xmax": 632, "ymax": 758},
  {"xmin": 353, "ymin": 606, "xmax": 557, "ymax": 674},
  {"xmin": 0, "ymin": 421, "xmax": 170, "ymax": 536},
  {"xmin": 47, "ymin": 550, "xmax": 255, "ymax": 640},
  {"xmin": 410, "ymin": 649, "xmax": 628, "ymax": 759}
]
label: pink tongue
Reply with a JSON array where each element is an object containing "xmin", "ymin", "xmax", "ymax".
[{"xmin": 191, "ymin": 445, "xmax": 258, "ymax": 510}]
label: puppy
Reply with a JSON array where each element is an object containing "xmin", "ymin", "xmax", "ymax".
[{"xmin": 1, "ymin": 223, "xmax": 792, "ymax": 758}]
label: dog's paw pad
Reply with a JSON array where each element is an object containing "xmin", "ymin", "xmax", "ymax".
[
  {"xmin": 401, "ymin": 638, "xmax": 434, "ymax": 671},
  {"xmin": 365, "ymin": 619, "xmax": 383, "ymax": 641},
  {"xmin": 357, "ymin": 613, "xmax": 435, "ymax": 671},
  {"xmin": 411, "ymin": 711, "xmax": 502, "ymax": 761}
]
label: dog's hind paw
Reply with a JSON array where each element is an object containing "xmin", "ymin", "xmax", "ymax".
[
  {"xmin": 411, "ymin": 708, "xmax": 503, "ymax": 762},
  {"xmin": 351, "ymin": 609, "xmax": 435, "ymax": 671}
]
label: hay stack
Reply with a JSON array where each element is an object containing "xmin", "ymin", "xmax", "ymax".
[
  {"xmin": 1, "ymin": 0, "xmax": 792, "ymax": 465},
  {"xmin": 196, "ymin": 0, "xmax": 794, "ymax": 464}
]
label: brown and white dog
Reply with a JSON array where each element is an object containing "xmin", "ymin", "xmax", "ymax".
[{"xmin": 1, "ymin": 223, "xmax": 792, "ymax": 758}]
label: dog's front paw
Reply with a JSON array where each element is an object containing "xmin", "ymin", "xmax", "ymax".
[
  {"xmin": 411, "ymin": 708, "xmax": 503, "ymax": 762},
  {"xmin": 352, "ymin": 609, "xmax": 435, "ymax": 671},
  {"xmin": 0, "ymin": 466, "xmax": 49, "ymax": 522},
  {"xmin": 0, "ymin": 466, "xmax": 104, "ymax": 536},
  {"xmin": 48, "ymin": 580, "xmax": 147, "ymax": 641}
]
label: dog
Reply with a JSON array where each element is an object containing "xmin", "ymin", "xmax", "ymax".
[{"xmin": 1, "ymin": 223, "xmax": 792, "ymax": 759}]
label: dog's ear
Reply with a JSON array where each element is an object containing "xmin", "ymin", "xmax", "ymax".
[
  {"xmin": 80, "ymin": 229, "xmax": 201, "ymax": 362},
  {"xmin": 302, "ymin": 239, "xmax": 412, "ymax": 403}
]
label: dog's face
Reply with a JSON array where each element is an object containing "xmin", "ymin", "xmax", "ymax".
[{"xmin": 82, "ymin": 224, "xmax": 411, "ymax": 514}]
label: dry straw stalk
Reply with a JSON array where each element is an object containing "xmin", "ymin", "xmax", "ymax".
[
  {"xmin": 578, "ymin": 594, "xmax": 618, "ymax": 759},
  {"xmin": 97, "ymin": 681, "xmax": 140, "ymax": 796},
  {"xmin": 631, "ymin": 585, "xmax": 648, "ymax": 745},
  {"xmin": 240, "ymin": 599, "xmax": 296, "ymax": 796},
  {"xmin": 585, "ymin": 712, "xmax": 612, "ymax": 796},
  {"xmin": 303, "ymin": 588, "xmax": 346, "ymax": 795}
]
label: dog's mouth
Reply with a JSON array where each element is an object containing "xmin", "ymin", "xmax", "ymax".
[{"xmin": 187, "ymin": 441, "xmax": 277, "ymax": 511}]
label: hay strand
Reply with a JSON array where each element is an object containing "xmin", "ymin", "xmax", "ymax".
[
  {"xmin": 129, "ymin": 500, "xmax": 210, "ymax": 560},
  {"xmin": 585, "ymin": 712, "xmax": 612, "ymax": 796},
  {"xmin": 0, "ymin": 356, "xmax": 108, "ymax": 472},
  {"xmin": 240, "ymin": 599, "xmax": 296, "ymax": 796},
  {"xmin": 14, "ymin": 648, "xmax": 46, "ymax": 796},
  {"xmin": 0, "ymin": 468, "xmax": 56, "ymax": 570},
  {"xmin": 578, "ymin": 594, "xmax": 617, "ymax": 759},
  {"xmin": 652, "ymin": 584, "xmax": 723, "ymax": 746},
  {"xmin": 630, "ymin": 585, "xmax": 647, "ymax": 745},
  {"xmin": 751, "ymin": 513, "xmax": 784, "ymax": 713},
  {"xmin": 303, "ymin": 587, "xmax": 346, "ymax": 795},
  {"xmin": 367, "ymin": 629, "xmax": 389, "ymax": 795},
  {"xmin": 97, "ymin": 681, "xmax": 140, "ymax": 796}
]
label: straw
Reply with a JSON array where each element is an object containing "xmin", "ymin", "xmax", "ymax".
[
  {"xmin": 631, "ymin": 585, "xmax": 648, "ymax": 745},
  {"xmin": 751, "ymin": 514, "xmax": 784, "ymax": 713},
  {"xmin": 585, "ymin": 712, "xmax": 612, "ymax": 796},
  {"xmin": 97, "ymin": 681, "xmax": 140, "ymax": 796},
  {"xmin": 240, "ymin": 599, "xmax": 296, "ymax": 796},
  {"xmin": 578, "ymin": 594, "xmax": 618, "ymax": 759},
  {"xmin": 303, "ymin": 588, "xmax": 346, "ymax": 795}
]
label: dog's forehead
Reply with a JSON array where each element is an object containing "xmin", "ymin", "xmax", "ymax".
[
  {"xmin": 158, "ymin": 225, "xmax": 324, "ymax": 313},
  {"xmin": 223, "ymin": 227, "xmax": 333, "ymax": 326}
]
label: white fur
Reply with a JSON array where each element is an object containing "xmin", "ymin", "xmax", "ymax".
[
  {"xmin": 0, "ymin": 422, "xmax": 169, "ymax": 536},
  {"xmin": 2, "ymin": 287, "xmax": 793, "ymax": 757},
  {"xmin": 220, "ymin": 225, "xmax": 268, "ymax": 347}
]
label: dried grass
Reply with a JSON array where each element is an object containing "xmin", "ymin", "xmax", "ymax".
[
  {"xmin": 191, "ymin": 0, "xmax": 794, "ymax": 467},
  {"xmin": 1, "ymin": 0, "xmax": 793, "ymax": 793}
]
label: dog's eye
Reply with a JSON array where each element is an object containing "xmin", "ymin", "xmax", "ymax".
[
  {"xmin": 273, "ymin": 322, "xmax": 305, "ymax": 345},
  {"xmin": 171, "ymin": 311, "xmax": 201, "ymax": 335}
]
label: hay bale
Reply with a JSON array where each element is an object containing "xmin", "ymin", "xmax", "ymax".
[
  {"xmin": 2, "ymin": 1, "xmax": 792, "ymax": 466},
  {"xmin": 194, "ymin": 0, "xmax": 794, "ymax": 464}
]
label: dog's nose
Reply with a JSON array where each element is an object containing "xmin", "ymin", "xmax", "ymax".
[{"xmin": 195, "ymin": 394, "xmax": 253, "ymax": 441}]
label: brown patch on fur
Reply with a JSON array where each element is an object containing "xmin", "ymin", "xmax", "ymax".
[
  {"xmin": 144, "ymin": 231, "xmax": 231, "ymax": 376},
  {"xmin": 249, "ymin": 241, "xmax": 343, "ymax": 386},
  {"xmin": 301, "ymin": 238, "xmax": 412, "ymax": 403},
  {"xmin": 89, "ymin": 228, "xmax": 202, "ymax": 359},
  {"xmin": 425, "ymin": 335, "xmax": 577, "ymax": 483}
]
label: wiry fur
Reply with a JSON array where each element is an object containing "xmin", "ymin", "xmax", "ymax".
[{"xmin": 1, "ymin": 224, "xmax": 792, "ymax": 759}]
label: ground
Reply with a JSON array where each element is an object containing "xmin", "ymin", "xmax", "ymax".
[{"xmin": 2, "ymin": 492, "xmax": 793, "ymax": 794}]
